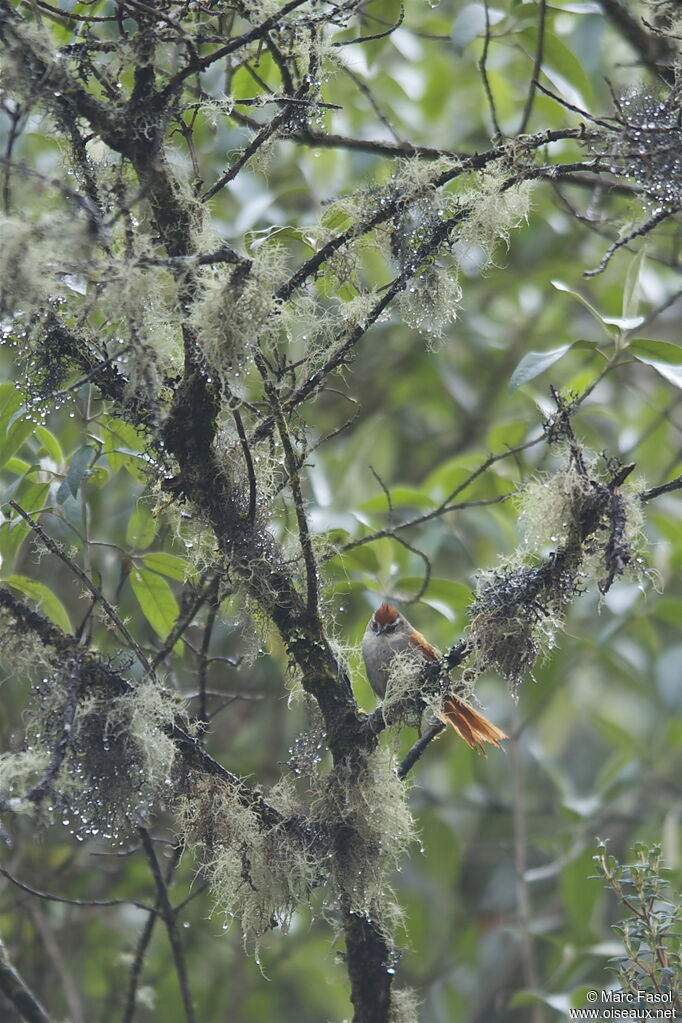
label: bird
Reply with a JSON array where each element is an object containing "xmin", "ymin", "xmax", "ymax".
[{"xmin": 362, "ymin": 602, "xmax": 507, "ymax": 751}]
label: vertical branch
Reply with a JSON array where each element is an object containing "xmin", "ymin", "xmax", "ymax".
[
  {"xmin": 197, "ymin": 577, "xmax": 220, "ymax": 727},
  {"xmin": 122, "ymin": 842, "xmax": 183, "ymax": 1023},
  {"xmin": 479, "ymin": 0, "xmax": 502, "ymax": 138},
  {"xmin": 519, "ymin": 0, "xmax": 546, "ymax": 134},
  {"xmin": 138, "ymin": 831, "xmax": 196, "ymax": 1023},
  {"xmin": 510, "ymin": 707, "xmax": 544, "ymax": 1023},
  {"xmin": 0, "ymin": 935, "xmax": 53, "ymax": 1023},
  {"xmin": 232, "ymin": 407, "xmax": 257, "ymax": 523},
  {"xmin": 27, "ymin": 904, "xmax": 85, "ymax": 1023},
  {"xmin": 270, "ymin": 396, "xmax": 320, "ymax": 616}
]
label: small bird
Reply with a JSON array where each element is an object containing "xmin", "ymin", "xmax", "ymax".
[{"xmin": 362, "ymin": 602, "xmax": 507, "ymax": 751}]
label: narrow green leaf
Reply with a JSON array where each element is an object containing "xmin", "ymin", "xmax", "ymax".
[
  {"xmin": 622, "ymin": 245, "xmax": 647, "ymax": 322},
  {"xmin": 551, "ymin": 279, "xmax": 611, "ymax": 333},
  {"xmin": 0, "ymin": 382, "xmax": 22, "ymax": 427},
  {"xmin": 35, "ymin": 425, "xmax": 64, "ymax": 465},
  {"xmin": 508, "ymin": 344, "xmax": 573, "ymax": 392},
  {"xmin": 521, "ymin": 28, "xmax": 593, "ymax": 107},
  {"xmin": 0, "ymin": 417, "xmax": 35, "ymax": 470},
  {"xmin": 4, "ymin": 456, "xmax": 31, "ymax": 476},
  {"xmin": 7, "ymin": 573, "xmax": 72, "ymax": 633},
  {"xmin": 130, "ymin": 567, "xmax": 180, "ymax": 641},
  {"xmin": 99, "ymin": 415, "xmax": 148, "ymax": 479},
  {"xmin": 0, "ymin": 480, "xmax": 50, "ymax": 573}
]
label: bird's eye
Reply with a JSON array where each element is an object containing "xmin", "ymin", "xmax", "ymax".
[
  {"xmin": 371, "ymin": 619, "xmax": 379, "ymax": 632},
  {"xmin": 384, "ymin": 622, "xmax": 397, "ymax": 633}
]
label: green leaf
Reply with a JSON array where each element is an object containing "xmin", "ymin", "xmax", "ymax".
[
  {"xmin": 629, "ymin": 339, "xmax": 682, "ymax": 389},
  {"xmin": 320, "ymin": 206, "xmax": 352, "ymax": 232},
  {"xmin": 4, "ymin": 456, "xmax": 31, "ymax": 476},
  {"xmin": 127, "ymin": 505, "xmax": 158, "ymax": 550},
  {"xmin": 244, "ymin": 225, "xmax": 313, "ymax": 256},
  {"xmin": 551, "ymin": 279, "xmax": 611, "ymax": 333},
  {"xmin": 0, "ymin": 416, "xmax": 35, "ymax": 470},
  {"xmin": 0, "ymin": 481, "xmax": 50, "ymax": 575},
  {"xmin": 622, "ymin": 245, "xmax": 647, "ymax": 322},
  {"xmin": 0, "ymin": 382, "xmax": 23, "ymax": 428},
  {"xmin": 142, "ymin": 551, "xmax": 189, "ymax": 581},
  {"xmin": 34, "ymin": 425, "xmax": 64, "ymax": 465},
  {"xmin": 99, "ymin": 415, "xmax": 148, "ymax": 479},
  {"xmin": 7, "ymin": 573, "xmax": 72, "ymax": 633},
  {"xmin": 130, "ymin": 567, "xmax": 180, "ymax": 641},
  {"xmin": 328, "ymin": 542, "xmax": 380, "ymax": 573},
  {"xmin": 520, "ymin": 28, "xmax": 593, "ymax": 107},
  {"xmin": 57, "ymin": 444, "xmax": 96, "ymax": 502},
  {"xmin": 423, "ymin": 457, "xmax": 479, "ymax": 498},
  {"xmin": 508, "ymin": 344, "xmax": 573, "ymax": 391}
]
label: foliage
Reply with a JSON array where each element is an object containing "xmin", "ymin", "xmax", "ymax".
[
  {"xmin": 595, "ymin": 841, "xmax": 682, "ymax": 1010},
  {"xmin": 0, "ymin": 0, "xmax": 681, "ymax": 1022}
]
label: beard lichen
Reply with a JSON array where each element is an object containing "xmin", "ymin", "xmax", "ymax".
[
  {"xmin": 179, "ymin": 775, "xmax": 319, "ymax": 947},
  {"xmin": 25, "ymin": 674, "xmax": 178, "ymax": 841},
  {"xmin": 466, "ymin": 451, "xmax": 647, "ymax": 691},
  {"xmin": 309, "ymin": 747, "xmax": 416, "ymax": 937},
  {"xmin": 179, "ymin": 746, "xmax": 416, "ymax": 953},
  {"xmin": 190, "ymin": 246, "xmax": 285, "ymax": 387},
  {"xmin": 380, "ymin": 649, "xmax": 428, "ymax": 729}
]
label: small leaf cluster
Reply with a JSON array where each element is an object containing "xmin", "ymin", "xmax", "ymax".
[{"xmin": 595, "ymin": 841, "xmax": 682, "ymax": 1009}]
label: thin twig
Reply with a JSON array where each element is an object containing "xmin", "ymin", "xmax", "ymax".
[
  {"xmin": 138, "ymin": 830, "xmax": 196, "ymax": 1023},
  {"xmin": 584, "ymin": 206, "xmax": 679, "ymax": 277},
  {"xmin": 518, "ymin": 0, "xmax": 546, "ymax": 135},
  {"xmin": 479, "ymin": 0, "xmax": 502, "ymax": 138},
  {"xmin": 333, "ymin": 4, "xmax": 404, "ymax": 46},
  {"xmin": 272, "ymin": 397, "xmax": 320, "ymax": 615},
  {"xmin": 232, "ymin": 407, "xmax": 257, "ymax": 522},
  {"xmin": 0, "ymin": 935, "xmax": 53, "ymax": 1023},
  {"xmin": 0, "ymin": 867, "xmax": 156, "ymax": 914},
  {"xmin": 122, "ymin": 844, "xmax": 182, "ymax": 1023},
  {"xmin": 640, "ymin": 473, "xmax": 682, "ymax": 502},
  {"xmin": 8, "ymin": 502, "xmax": 154, "ymax": 677}
]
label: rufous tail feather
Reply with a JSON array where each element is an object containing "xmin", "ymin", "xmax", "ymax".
[{"xmin": 438, "ymin": 695, "xmax": 507, "ymax": 751}]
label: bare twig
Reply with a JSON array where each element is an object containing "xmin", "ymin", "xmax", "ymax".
[
  {"xmin": 640, "ymin": 473, "xmax": 682, "ymax": 502},
  {"xmin": 479, "ymin": 0, "xmax": 502, "ymax": 138},
  {"xmin": 518, "ymin": 0, "xmax": 546, "ymax": 135},
  {"xmin": 584, "ymin": 206, "xmax": 679, "ymax": 277},
  {"xmin": 8, "ymin": 502, "xmax": 154, "ymax": 677},
  {"xmin": 0, "ymin": 935, "xmax": 53, "ymax": 1023}
]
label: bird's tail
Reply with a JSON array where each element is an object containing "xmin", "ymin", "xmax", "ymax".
[{"xmin": 438, "ymin": 695, "xmax": 507, "ymax": 751}]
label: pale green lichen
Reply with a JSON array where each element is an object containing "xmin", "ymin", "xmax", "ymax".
[
  {"xmin": 400, "ymin": 264, "xmax": 462, "ymax": 344},
  {"xmin": 517, "ymin": 459, "xmax": 598, "ymax": 550},
  {"xmin": 23, "ymin": 674, "xmax": 179, "ymax": 840},
  {"xmin": 309, "ymin": 747, "xmax": 416, "ymax": 933},
  {"xmin": 179, "ymin": 776, "xmax": 318, "ymax": 947},
  {"xmin": 0, "ymin": 215, "xmax": 92, "ymax": 317},
  {"xmin": 0, "ymin": 749, "xmax": 50, "ymax": 801},
  {"xmin": 390, "ymin": 987, "xmax": 421, "ymax": 1023},
  {"xmin": 190, "ymin": 246, "xmax": 286, "ymax": 384},
  {"xmin": 380, "ymin": 648, "xmax": 427, "ymax": 728},
  {"xmin": 456, "ymin": 171, "xmax": 533, "ymax": 264}
]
